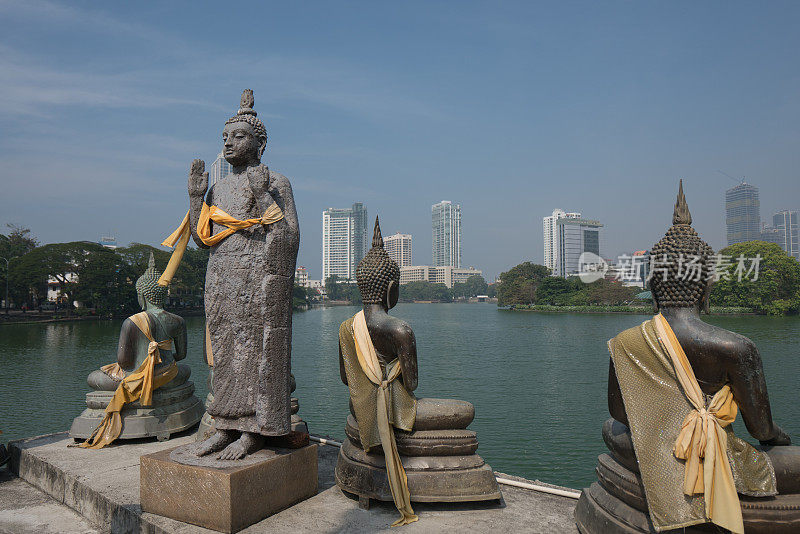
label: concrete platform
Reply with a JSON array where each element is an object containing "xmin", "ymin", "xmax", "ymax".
[
  {"xmin": 5, "ymin": 432, "xmax": 578, "ymax": 533},
  {"xmin": 0, "ymin": 467, "xmax": 99, "ymax": 534}
]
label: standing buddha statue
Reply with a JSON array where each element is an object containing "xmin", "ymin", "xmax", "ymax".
[{"xmin": 185, "ymin": 89, "xmax": 302, "ymax": 460}]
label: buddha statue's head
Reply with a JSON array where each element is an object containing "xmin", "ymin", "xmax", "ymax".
[
  {"xmin": 222, "ymin": 89, "xmax": 267, "ymax": 167},
  {"xmin": 356, "ymin": 216, "xmax": 401, "ymax": 311},
  {"xmin": 136, "ymin": 252, "xmax": 167, "ymax": 310},
  {"xmin": 649, "ymin": 180, "xmax": 715, "ymax": 312}
]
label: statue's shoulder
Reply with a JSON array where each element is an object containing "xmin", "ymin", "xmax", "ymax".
[
  {"xmin": 159, "ymin": 309, "xmax": 186, "ymax": 329},
  {"xmin": 386, "ymin": 315, "xmax": 413, "ymax": 338},
  {"xmin": 267, "ymin": 168, "xmax": 294, "ymax": 192},
  {"xmin": 696, "ymin": 320, "xmax": 758, "ymax": 360}
]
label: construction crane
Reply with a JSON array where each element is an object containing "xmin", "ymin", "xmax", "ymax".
[{"xmin": 717, "ymin": 170, "xmax": 746, "ymax": 184}]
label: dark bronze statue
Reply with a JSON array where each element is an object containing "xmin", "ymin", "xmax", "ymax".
[
  {"xmin": 608, "ymin": 184, "xmax": 789, "ymax": 446},
  {"xmin": 335, "ymin": 217, "xmax": 499, "ymax": 524},
  {"xmin": 576, "ymin": 182, "xmax": 800, "ymax": 534},
  {"xmin": 187, "ymin": 90, "xmax": 300, "ymax": 460}
]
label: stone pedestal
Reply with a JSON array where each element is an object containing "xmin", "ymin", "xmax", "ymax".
[
  {"xmin": 335, "ymin": 409, "xmax": 501, "ymax": 505},
  {"xmin": 140, "ymin": 443, "xmax": 318, "ymax": 533},
  {"xmin": 70, "ymin": 379, "xmax": 204, "ymax": 442}
]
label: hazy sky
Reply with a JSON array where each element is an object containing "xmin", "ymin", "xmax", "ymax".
[{"xmin": 1, "ymin": 1, "xmax": 798, "ymax": 280}]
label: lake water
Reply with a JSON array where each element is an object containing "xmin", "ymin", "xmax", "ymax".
[{"xmin": 1, "ymin": 303, "xmax": 798, "ymax": 489}]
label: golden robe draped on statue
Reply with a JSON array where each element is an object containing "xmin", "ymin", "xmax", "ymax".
[
  {"xmin": 609, "ymin": 315, "xmax": 776, "ymax": 533},
  {"xmin": 339, "ymin": 312, "xmax": 418, "ymax": 526}
]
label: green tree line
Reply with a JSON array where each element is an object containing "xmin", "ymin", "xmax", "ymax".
[
  {"xmin": 497, "ymin": 241, "xmax": 800, "ymax": 315},
  {"xmin": 711, "ymin": 241, "xmax": 800, "ymax": 315},
  {"xmin": 495, "ymin": 262, "xmax": 641, "ymax": 307},
  {"xmin": 1, "ymin": 225, "xmax": 208, "ymax": 317},
  {"xmin": 323, "ymin": 274, "xmax": 491, "ymax": 304}
]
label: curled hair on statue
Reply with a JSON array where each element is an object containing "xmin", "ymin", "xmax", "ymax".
[
  {"xmin": 136, "ymin": 252, "xmax": 168, "ymax": 308},
  {"xmin": 649, "ymin": 180, "xmax": 714, "ymax": 311},
  {"xmin": 356, "ymin": 216, "xmax": 401, "ymax": 307}
]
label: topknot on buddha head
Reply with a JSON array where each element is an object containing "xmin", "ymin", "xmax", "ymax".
[
  {"xmin": 225, "ymin": 89, "xmax": 267, "ymax": 154},
  {"xmin": 356, "ymin": 216, "xmax": 401, "ymax": 308},
  {"xmin": 649, "ymin": 180, "xmax": 714, "ymax": 310},
  {"xmin": 136, "ymin": 252, "xmax": 167, "ymax": 309}
]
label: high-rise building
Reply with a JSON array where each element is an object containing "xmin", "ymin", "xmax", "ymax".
[
  {"xmin": 760, "ymin": 226, "xmax": 782, "ymax": 246},
  {"xmin": 432, "ymin": 201, "xmax": 461, "ymax": 267},
  {"xmin": 725, "ymin": 183, "xmax": 760, "ymax": 245},
  {"xmin": 294, "ymin": 266, "xmax": 309, "ymax": 287},
  {"xmin": 321, "ymin": 203, "xmax": 368, "ymax": 281},
  {"xmin": 208, "ymin": 151, "xmax": 232, "ymax": 185},
  {"xmin": 543, "ymin": 211, "xmax": 602, "ymax": 278},
  {"xmin": 543, "ymin": 209, "xmax": 581, "ymax": 271},
  {"xmin": 384, "ymin": 233, "xmax": 412, "ymax": 267},
  {"xmin": 772, "ymin": 209, "xmax": 799, "ymax": 260}
]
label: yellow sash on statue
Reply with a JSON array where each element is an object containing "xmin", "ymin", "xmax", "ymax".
[
  {"xmin": 653, "ymin": 313, "xmax": 743, "ymax": 534},
  {"xmin": 352, "ymin": 310, "xmax": 418, "ymax": 527},
  {"xmin": 79, "ymin": 312, "xmax": 178, "ymax": 450},
  {"xmin": 196, "ymin": 202, "xmax": 283, "ymax": 247}
]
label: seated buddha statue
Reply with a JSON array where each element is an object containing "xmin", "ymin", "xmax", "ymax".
[
  {"xmin": 335, "ymin": 217, "xmax": 500, "ymax": 526},
  {"xmin": 70, "ymin": 253, "xmax": 204, "ymax": 446},
  {"xmin": 575, "ymin": 181, "xmax": 800, "ymax": 534}
]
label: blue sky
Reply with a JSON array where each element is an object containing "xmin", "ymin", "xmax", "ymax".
[{"xmin": 1, "ymin": 1, "xmax": 798, "ymax": 280}]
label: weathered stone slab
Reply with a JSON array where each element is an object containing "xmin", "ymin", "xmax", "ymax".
[
  {"xmin": 141, "ymin": 444, "xmax": 318, "ymax": 533},
  {"xmin": 8, "ymin": 432, "xmax": 579, "ymax": 533}
]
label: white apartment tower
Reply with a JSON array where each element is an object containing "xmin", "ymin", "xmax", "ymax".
[
  {"xmin": 208, "ymin": 151, "xmax": 232, "ymax": 185},
  {"xmin": 432, "ymin": 201, "xmax": 461, "ymax": 268},
  {"xmin": 384, "ymin": 233, "xmax": 413, "ymax": 267},
  {"xmin": 543, "ymin": 209, "xmax": 602, "ymax": 277},
  {"xmin": 543, "ymin": 209, "xmax": 581, "ymax": 271},
  {"xmin": 322, "ymin": 203, "xmax": 368, "ymax": 281}
]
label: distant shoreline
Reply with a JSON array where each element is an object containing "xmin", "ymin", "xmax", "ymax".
[{"xmin": 502, "ymin": 305, "xmax": 757, "ymax": 316}]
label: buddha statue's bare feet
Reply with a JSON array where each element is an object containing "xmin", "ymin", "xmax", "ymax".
[
  {"xmin": 217, "ymin": 431, "xmax": 265, "ymax": 460},
  {"xmin": 194, "ymin": 429, "xmax": 236, "ymax": 457}
]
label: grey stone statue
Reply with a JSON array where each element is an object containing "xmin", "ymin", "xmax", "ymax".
[
  {"xmin": 70, "ymin": 253, "xmax": 203, "ymax": 443},
  {"xmin": 187, "ymin": 89, "xmax": 300, "ymax": 460}
]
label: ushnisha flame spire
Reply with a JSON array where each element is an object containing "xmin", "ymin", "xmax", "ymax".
[
  {"xmin": 673, "ymin": 179, "xmax": 692, "ymax": 226},
  {"xmin": 372, "ymin": 215, "xmax": 384, "ymax": 248}
]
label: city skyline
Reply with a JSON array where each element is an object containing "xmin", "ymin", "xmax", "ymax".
[{"xmin": 2, "ymin": 2, "xmax": 800, "ymax": 281}]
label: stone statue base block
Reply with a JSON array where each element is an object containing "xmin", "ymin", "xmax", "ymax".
[
  {"xmin": 70, "ymin": 381, "xmax": 204, "ymax": 441},
  {"xmin": 575, "ymin": 453, "xmax": 800, "ymax": 534},
  {"xmin": 140, "ymin": 443, "xmax": 318, "ymax": 533},
  {"xmin": 335, "ymin": 439, "xmax": 500, "ymax": 504}
]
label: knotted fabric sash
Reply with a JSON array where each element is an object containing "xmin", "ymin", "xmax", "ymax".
[
  {"xmin": 158, "ymin": 210, "xmax": 192, "ymax": 287},
  {"xmin": 196, "ymin": 202, "xmax": 284, "ymax": 247},
  {"xmin": 653, "ymin": 313, "xmax": 743, "ymax": 534},
  {"xmin": 352, "ymin": 310, "xmax": 418, "ymax": 527},
  {"xmin": 79, "ymin": 312, "xmax": 178, "ymax": 450}
]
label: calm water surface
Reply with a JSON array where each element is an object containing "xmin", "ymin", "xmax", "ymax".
[{"xmin": 1, "ymin": 303, "xmax": 798, "ymax": 489}]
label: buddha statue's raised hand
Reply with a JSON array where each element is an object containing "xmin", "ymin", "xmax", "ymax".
[
  {"xmin": 246, "ymin": 164, "xmax": 271, "ymax": 199},
  {"xmin": 188, "ymin": 159, "xmax": 208, "ymax": 198}
]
